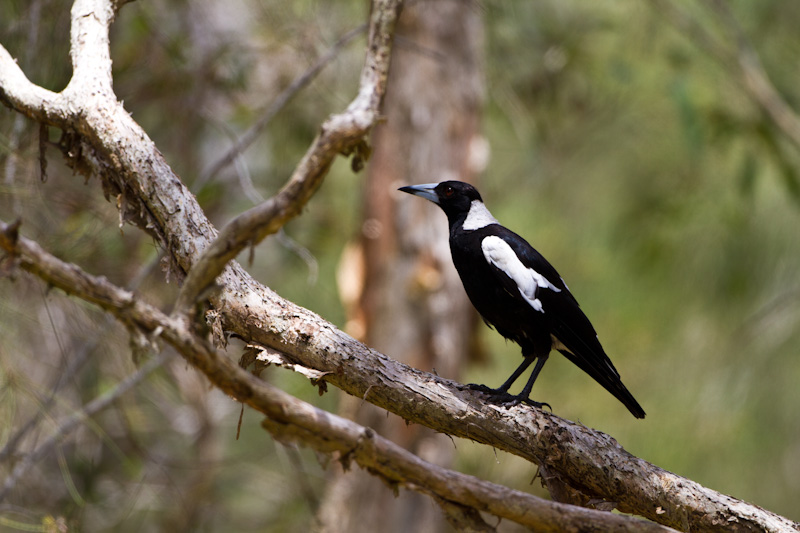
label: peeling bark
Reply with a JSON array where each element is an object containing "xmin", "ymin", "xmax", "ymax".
[{"xmin": 0, "ymin": 220, "xmax": 677, "ymax": 533}]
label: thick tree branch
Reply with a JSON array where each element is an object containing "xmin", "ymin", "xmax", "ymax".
[
  {"xmin": 2, "ymin": 0, "xmax": 798, "ymax": 531},
  {"xmin": 0, "ymin": 220, "xmax": 675, "ymax": 533},
  {"xmin": 224, "ymin": 291, "xmax": 800, "ymax": 532},
  {"xmin": 3, "ymin": 210, "xmax": 798, "ymax": 533}
]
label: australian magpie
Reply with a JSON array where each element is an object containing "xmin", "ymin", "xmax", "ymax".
[{"xmin": 399, "ymin": 180, "xmax": 645, "ymax": 419}]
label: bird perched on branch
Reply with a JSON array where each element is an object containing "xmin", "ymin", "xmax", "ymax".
[{"xmin": 398, "ymin": 180, "xmax": 645, "ymax": 419}]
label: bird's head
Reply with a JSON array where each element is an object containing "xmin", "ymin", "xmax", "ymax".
[{"xmin": 398, "ymin": 181, "xmax": 484, "ymax": 225}]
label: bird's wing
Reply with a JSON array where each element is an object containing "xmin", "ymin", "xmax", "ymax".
[
  {"xmin": 481, "ymin": 232, "xmax": 603, "ymax": 351},
  {"xmin": 485, "ymin": 231, "xmax": 645, "ymax": 418},
  {"xmin": 480, "ymin": 235, "xmax": 562, "ymax": 313}
]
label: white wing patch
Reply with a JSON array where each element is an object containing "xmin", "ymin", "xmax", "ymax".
[
  {"xmin": 481, "ymin": 235, "xmax": 561, "ymax": 313},
  {"xmin": 462, "ymin": 200, "xmax": 499, "ymax": 231}
]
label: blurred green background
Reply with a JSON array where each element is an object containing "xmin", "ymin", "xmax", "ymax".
[{"xmin": 1, "ymin": 0, "xmax": 799, "ymax": 530}]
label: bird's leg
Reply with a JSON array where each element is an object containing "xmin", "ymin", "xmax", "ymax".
[
  {"xmin": 513, "ymin": 354, "xmax": 550, "ymax": 409},
  {"xmin": 466, "ymin": 356, "xmax": 534, "ymax": 395},
  {"xmin": 497, "ymin": 356, "xmax": 536, "ymax": 393},
  {"xmin": 467, "ymin": 355, "xmax": 551, "ymax": 411}
]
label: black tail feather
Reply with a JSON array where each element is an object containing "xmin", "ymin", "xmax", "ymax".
[{"xmin": 557, "ymin": 349, "xmax": 645, "ymax": 419}]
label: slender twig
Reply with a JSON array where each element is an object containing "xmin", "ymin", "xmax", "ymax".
[
  {"xmin": 194, "ymin": 118, "xmax": 320, "ymax": 283},
  {"xmin": 198, "ymin": 24, "xmax": 368, "ymax": 187},
  {"xmin": 651, "ymin": 0, "xmax": 800, "ymax": 151},
  {"xmin": 0, "ymin": 349, "xmax": 174, "ymax": 502},
  {"xmin": 0, "ymin": 253, "xmax": 161, "ymax": 463},
  {"xmin": 705, "ymin": 0, "xmax": 800, "ymax": 150},
  {"xmin": 2, "ymin": 0, "xmax": 42, "ymax": 215},
  {"xmin": 0, "ymin": 337, "xmax": 93, "ymax": 463},
  {"xmin": 276, "ymin": 229, "xmax": 318, "ymax": 285}
]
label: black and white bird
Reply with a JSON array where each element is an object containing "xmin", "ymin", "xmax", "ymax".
[{"xmin": 399, "ymin": 180, "xmax": 645, "ymax": 419}]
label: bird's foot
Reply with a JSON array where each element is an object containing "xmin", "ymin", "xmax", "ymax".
[{"xmin": 465, "ymin": 383, "xmax": 552, "ymax": 411}]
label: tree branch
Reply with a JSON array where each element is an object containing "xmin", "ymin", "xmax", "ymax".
[
  {"xmin": 227, "ymin": 299, "xmax": 800, "ymax": 532},
  {"xmin": 65, "ymin": 0, "xmax": 115, "ymax": 97},
  {"xmin": 0, "ymin": 348, "xmax": 174, "ymax": 502},
  {"xmin": 198, "ymin": 23, "xmax": 368, "ymax": 187},
  {"xmin": 0, "ymin": 45, "xmax": 63, "ymax": 124},
  {"xmin": 0, "ymin": 0, "xmax": 119, "ymax": 124},
  {"xmin": 3, "ymin": 210, "xmax": 797, "ymax": 533},
  {"xmin": 260, "ymin": 404, "xmax": 677, "ymax": 533},
  {"xmin": 2, "ymin": 0, "xmax": 799, "ymax": 531},
  {"xmin": 0, "ymin": 221, "xmax": 675, "ymax": 533},
  {"xmin": 174, "ymin": 2, "xmax": 398, "ymax": 313}
]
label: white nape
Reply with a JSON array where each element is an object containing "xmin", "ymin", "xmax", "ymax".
[{"xmin": 462, "ymin": 200, "xmax": 499, "ymax": 230}]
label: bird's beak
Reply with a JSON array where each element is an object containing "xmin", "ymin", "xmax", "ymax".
[{"xmin": 398, "ymin": 183, "xmax": 440, "ymax": 204}]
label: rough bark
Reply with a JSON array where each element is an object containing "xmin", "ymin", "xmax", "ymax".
[
  {"xmin": 1, "ymin": 1, "xmax": 799, "ymax": 532},
  {"xmin": 0, "ymin": 219, "xmax": 676, "ymax": 533}
]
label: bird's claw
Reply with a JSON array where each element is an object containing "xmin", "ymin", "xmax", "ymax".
[
  {"xmin": 465, "ymin": 383, "xmax": 552, "ymax": 412},
  {"xmin": 464, "ymin": 383, "xmax": 497, "ymax": 395}
]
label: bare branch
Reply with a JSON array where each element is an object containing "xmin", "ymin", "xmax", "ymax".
[
  {"xmin": 0, "ymin": 220, "xmax": 676, "ymax": 532},
  {"xmin": 174, "ymin": 3, "xmax": 399, "ymax": 313},
  {"xmin": 0, "ymin": 45, "xmax": 63, "ymax": 123},
  {"xmin": 0, "ymin": 0, "xmax": 118, "ymax": 123},
  {"xmin": 198, "ymin": 23, "xmax": 368, "ymax": 186},
  {"xmin": 2, "ymin": 0, "xmax": 799, "ymax": 530},
  {"xmin": 65, "ymin": 0, "xmax": 115, "ymax": 97},
  {"xmin": 2, "ymin": 1, "xmax": 220, "ymax": 281},
  {"xmin": 260, "ymin": 404, "xmax": 677, "ymax": 533},
  {"xmin": 221, "ymin": 267, "xmax": 800, "ymax": 533},
  {"xmin": 3, "ymin": 212, "xmax": 797, "ymax": 533},
  {"xmin": 0, "ymin": 348, "xmax": 174, "ymax": 502}
]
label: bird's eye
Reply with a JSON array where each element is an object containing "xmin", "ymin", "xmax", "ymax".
[{"xmin": 444, "ymin": 186, "xmax": 454, "ymax": 197}]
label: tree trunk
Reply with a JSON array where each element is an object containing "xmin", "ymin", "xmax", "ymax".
[{"xmin": 319, "ymin": 1, "xmax": 486, "ymax": 531}]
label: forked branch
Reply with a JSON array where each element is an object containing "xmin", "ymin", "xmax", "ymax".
[
  {"xmin": 0, "ymin": 219, "xmax": 675, "ymax": 533},
  {"xmin": 1, "ymin": 0, "xmax": 798, "ymax": 531}
]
